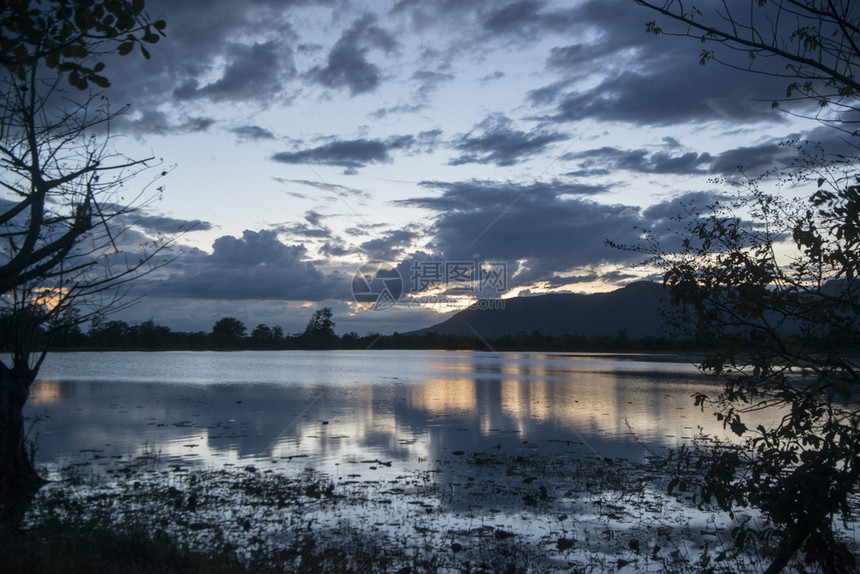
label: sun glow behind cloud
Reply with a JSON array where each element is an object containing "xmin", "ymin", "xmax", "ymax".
[{"xmin": 32, "ymin": 287, "xmax": 68, "ymax": 312}]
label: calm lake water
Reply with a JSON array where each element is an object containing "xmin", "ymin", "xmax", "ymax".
[{"xmin": 25, "ymin": 350, "xmax": 740, "ymax": 477}]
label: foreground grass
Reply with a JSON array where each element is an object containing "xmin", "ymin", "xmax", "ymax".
[
  {"xmin": 0, "ymin": 515, "xmax": 532, "ymax": 574},
  {"xmin": 0, "ymin": 519, "xmax": 250, "ymax": 574},
  {"xmin": 3, "ymin": 448, "xmax": 857, "ymax": 573},
  {"xmin": 1, "ymin": 516, "xmax": 423, "ymax": 574}
]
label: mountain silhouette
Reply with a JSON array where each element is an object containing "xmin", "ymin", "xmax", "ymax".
[{"xmin": 410, "ymin": 282, "xmax": 670, "ymax": 338}]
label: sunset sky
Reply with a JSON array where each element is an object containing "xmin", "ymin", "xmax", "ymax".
[{"xmin": 97, "ymin": 0, "xmax": 841, "ymax": 335}]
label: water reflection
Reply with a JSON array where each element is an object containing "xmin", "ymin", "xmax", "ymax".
[
  {"xmin": 411, "ymin": 377, "xmax": 477, "ymax": 413},
  {"xmin": 25, "ymin": 351, "xmax": 746, "ymax": 477}
]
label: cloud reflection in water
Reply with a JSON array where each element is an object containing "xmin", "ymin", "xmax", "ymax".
[{"xmin": 26, "ymin": 351, "xmax": 751, "ymax": 478}]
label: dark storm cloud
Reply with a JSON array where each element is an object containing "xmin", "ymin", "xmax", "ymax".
[
  {"xmin": 94, "ymin": 0, "xmax": 813, "ymax": 139},
  {"xmin": 230, "ymin": 125, "xmax": 277, "ymax": 142},
  {"xmin": 805, "ymin": 122, "xmax": 860, "ymax": 155},
  {"xmin": 481, "ymin": 0, "xmax": 542, "ymax": 32},
  {"xmin": 481, "ymin": 71, "xmax": 506, "ymax": 83},
  {"xmin": 522, "ymin": 0, "xmax": 796, "ymax": 126},
  {"xmin": 394, "ymin": 182, "xmax": 744, "ymax": 288},
  {"xmin": 564, "ymin": 147, "xmax": 713, "ymax": 175},
  {"xmin": 277, "ymin": 210, "xmax": 333, "ymax": 239},
  {"xmin": 273, "ymin": 179, "xmax": 370, "ymax": 200},
  {"xmin": 271, "ymin": 140, "xmax": 385, "ymax": 168},
  {"xmin": 94, "ymin": 0, "xmax": 312, "ymax": 134},
  {"xmin": 551, "ymin": 67, "xmax": 781, "ymax": 126},
  {"xmin": 405, "ymin": 0, "xmax": 797, "ymax": 129},
  {"xmin": 567, "ymin": 132, "xmax": 854, "ymax": 179},
  {"xmin": 371, "ymin": 103, "xmax": 427, "ymax": 119},
  {"xmin": 271, "ymin": 135, "xmax": 416, "ymax": 169},
  {"xmin": 359, "ymin": 229, "xmax": 419, "ymax": 261},
  {"xmin": 641, "ymin": 191, "xmax": 726, "ymax": 223},
  {"xmin": 95, "ymin": 0, "xmax": 805, "ymax": 140},
  {"xmin": 412, "ymin": 70, "xmax": 455, "ymax": 99},
  {"xmin": 277, "ymin": 223, "xmax": 332, "ymax": 239},
  {"xmin": 707, "ymin": 125, "xmax": 860, "ymax": 176},
  {"xmin": 125, "ymin": 214, "xmax": 213, "ymax": 234},
  {"xmin": 480, "ymin": 0, "xmax": 578, "ymax": 40},
  {"xmin": 118, "ymin": 111, "xmax": 216, "ymax": 135},
  {"xmin": 148, "ymin": 230, "xmax": 338, "ymax": 301},
  {"xmin": 545, "ymin": 44, "xmax": 589, "ymax": 69},
  {"xmin": 397, "ymin": 180, "xmax": 641, "ymax": 286},
  {"xmin": 304, "ymin": 210, "xmax": 326, "ymax": 226},
  {"xmin": 636, "ymin": 190, "xmax": 737, "ymax": 255},
  {"xmin": 308, "ymin": 14, "xmax": 397, "ymax": 95},
  {"xmin": 173, "ymin": 41, "xmax": 293, "ymax": 102},
  {"xmin": 527, "ymin": 80, "xmax": 574, "ymax": 106},
  {"xmin": 449, "ymin": 115, "xmax": 567, "ymax": 166},
  {"xmin": 320, "ymin": 240, "xmax": 356, "ymax": 258},
  {"xmin": 707, "ymin": 143, "xmax": 793, "ymax": 176},
  {"xmin": 392, "ymin": 0, "xmax": 497, "ymax": 31}
]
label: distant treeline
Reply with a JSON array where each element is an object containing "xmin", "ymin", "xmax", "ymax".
[{"xmin": 2, "ymin": 307, "xmax": 698, "ymax": 353}]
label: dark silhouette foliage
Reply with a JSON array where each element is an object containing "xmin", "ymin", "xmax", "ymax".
[
  {"xmin": 210, "ymin": 317, "xmax": 247, "ymax": 348},
  {"xmin": 299, "ymin": 307, "xmax": 337, "ymax": 349},
  {"xmin": 636, "ymin": 0, "xmax": 859, "ymax": 132},
  {"xmin": 633, "ymin": 3, "xmax": 860, "ymax": 570},
  {"xmin": 626, "ymin": 152, "xmax": 859, "ymax": 572},
  {"xmin": 0, "ymin": 0, "xmax": 165, "ymax": 90},
  {"xmin": 0, "ymin": 0, "xmax": 167, "ymax": 503}
]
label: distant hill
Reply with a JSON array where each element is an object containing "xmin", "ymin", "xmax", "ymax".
[{"xmin": 410, "ymin": 282, "xmax": 671, "ymax": 338}]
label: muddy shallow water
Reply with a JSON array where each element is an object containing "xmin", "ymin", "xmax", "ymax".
[{"xmin": 25, "ymin": 350, "xmax": 740, "ymax": 476}]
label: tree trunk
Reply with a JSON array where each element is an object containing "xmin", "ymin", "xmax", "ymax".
[
  {"xmin": 0, "ymin": 361, "xmax": 43, "ymax": 523},
  {"xmin": 764, "ymin": 525, "xmax": 809, "ymax": 574}
]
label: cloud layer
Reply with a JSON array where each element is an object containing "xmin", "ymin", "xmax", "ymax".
[
  {"xmin": 62, "ymin": 0, "xmax": 847, "ymax": 333},
  {"xmin": 147, "ymin": 230, "xmax": 340, "ymax": 301}
]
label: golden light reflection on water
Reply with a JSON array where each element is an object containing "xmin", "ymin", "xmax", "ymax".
[
  {"xmin": 29, "ymin": 379, "xmax": 63, "ymax": 405},
  {"xmin": 404, "ymin": 365, "xmax": 739, "ymax": 446},
  {"xmin": 410, "ymin": 377, "xmax": 477, "ymax": 414}
]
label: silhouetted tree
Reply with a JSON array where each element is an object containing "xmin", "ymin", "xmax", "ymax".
[
  {"xmin": 271, "ymin": 325, "xmax": 284, "ymax": 343},
  {"xmin": 250, "ymin": 324, "xmax": 273, "ymax": 345},
  {"xmin": 210, "ymin": 317, "xmax": 247, "ymax": 348},
  {"xmin": 627, "ymin": 152, "xmax": 859, "ymax": 572},
  {"xmin": 0, "ymin": 0, "xmax": 166, "ymax": 501},
  {"xmin": 636, "ymin": 0, "xmax": 859, "ymax": 132},
  {"xmin": 88, "ymin": 319, "xmax": 133, "ymax": 348},
  {"xmin": 632, "ymin": 3, "xmax": 860, "ymax": 571},
  {"xmin": 136, "ymin": 319, "xmax": 172, "ymax": 349},
  {"xmin": 300, "ymin": 307, "xmax": 337, "ymax": 348},
  {"xmin": 249, "ymin": 323, "xmax": 284, "ymax": 349},
  {"xmin": 1, "ymin": 0, "xmax": 165, "ymax": 89}
]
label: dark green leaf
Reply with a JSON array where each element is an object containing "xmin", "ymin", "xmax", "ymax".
[{"xmin": 90, "ymin": 74, "xmax": 110, "ymax": 88}]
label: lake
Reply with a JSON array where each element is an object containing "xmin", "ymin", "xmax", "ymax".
[
  {"xmin": 23, "ymin": 350, "xmax": 837, "ymax": 572},
  {"xmin": 25, "ymin": 350, "xmax": 741, "ymax": 477}
]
